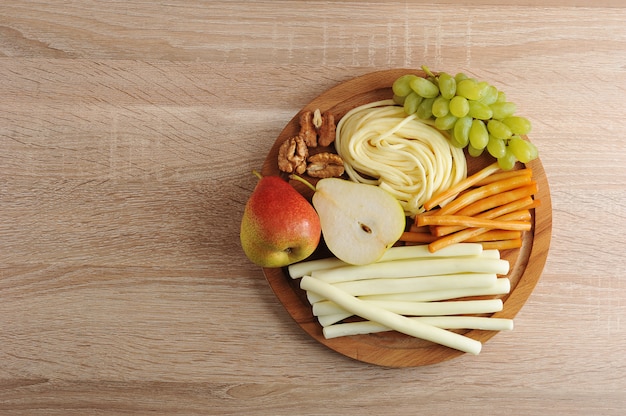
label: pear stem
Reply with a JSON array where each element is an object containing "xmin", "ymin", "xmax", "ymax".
[
  {"xmin": 252, "ymin": 170, "xmax": 263, "ymax": 180},
  {"xmin": 289, "ymin": 174, "xmax": 317, "ymax": 192}
]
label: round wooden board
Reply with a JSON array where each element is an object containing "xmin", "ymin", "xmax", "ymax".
[{"xmin": 261, "ymin": 69, "xmax": 552, "ymax": 367}]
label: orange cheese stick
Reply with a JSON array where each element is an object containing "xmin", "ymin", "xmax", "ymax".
[
  {"xmin": 454, "ymin": 184, "xmax": 538, "ymax": 218},
  {"xmin": 465, "ymin": 230, "xmax": 522, "ymax": 242},
  {"xmin": 398, "ymin": 232, "xmax": 437, "ymax": 243},
  {"xmin": 426, "ymin": 209, "xmax": 534, "ymax": 253},
  {"xmin": 416, "ymin": 215, "xmax": 532, "ymax": 231},
  {"xmin": 423, "ymin": 162, "xmax": 501, "ymax": 211},
  {"xmin": 436, "ymin": 176, "xmax": 534, "ymax": 216},
  {"xmin": 479, "ymin": 239, "xmax": 523, "ymax": 251},
  {"xmin": 472, "ymin": 168, "xmax": 533, "ymax": 187},
  {"xmin": 433, "ymin": 196, "xmax": 539, "ymax": 237}
]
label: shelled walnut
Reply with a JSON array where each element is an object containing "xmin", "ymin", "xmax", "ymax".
[
  {"xmin": 298, "ymin": 109, "xmax": 336, "ymax": 148},
  {"xmin": 317, "ymin": 110, "xmax": 336, "ymax": 147},
  {"xmin": 277, "ymin": 108, "xmax": 339, "ymax": 176},
  {"xmin": 298, "ymin": 111, "xmax": 318, "ymax": 147},
  {"xmin": 278, "ymin": 135, "xmax": 308, "ymax": 174},
  {"xmin": 306, "ymin": 152, "xmax": 344, "ymax": 178}
]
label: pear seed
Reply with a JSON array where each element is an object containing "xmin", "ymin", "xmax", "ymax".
[{"xmin": 360, "ymin": 223, "xmax": 373, "ymax": 234}]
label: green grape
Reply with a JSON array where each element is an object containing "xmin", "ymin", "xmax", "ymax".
[
  {"xmin": 416, "ymin": 97, "xmax": 435, "ymax": 119},
  {"xmin": 392, "ymin": 74, "xmax": 418, "ymax": 97},
  {"xmin": 508, "ymin": 136, "xmax": 531, "ymax": 163},
  {"xmin": 508, "ymin": 136, "xmax": 538, "ymax": 163},
  {"xmin": 403, "ymin": 91, "xmax": 422, "ymax": 115},
  {"xmin": 456, "ymin": 79, "xmax": 483, "ymax": 100},
  {"xmin": 496, "ymin": 91, "xmax": 507, "ymax": 103},
  {"xmin": 497, "ymin": 147, "xmax": 517, "ymax": 170},
  {"xmin": 487, "ymin": 119, "xmax": 513, "ymax": 140},
  {"xmin": 468, "ymin": 143, "xmax": 484, "ymax": 157},
  {"xmin": 479, "ymin": 85, "xmax": 499, "ymax": 105},
  {"xmin": 449, "ymin": 131, "xmax": 466, "ymax": 148},
  {"xmin": 432, "ymin": 96, "xmax": 450, "ymax": 118},
  {"xmin": 469, "ymin": 119, "xmax": 489, "ymax": 150},
  {"xmin": 489, "ymin": 102, "xmax": 517, "ymax": 120},
  {"xmin": 502, "ymin": 116, "xmax": 532, "ymax": 135},
  {"xmin": 393, "ymin": 94, "xmax": 406, "ymax": 106},
  {"xmin": 477, "ymin": 81, "xmax": 490, "ymax": 96},
  {"xmin": 455, "ymin": 72, "xmax": 469, "ymax": 83},
  {"xmin": 486, "ymin": 135, "xmax": 506, "ymax": 158},
  {"xmin": 467, "ymin": 100, "xmax": 493, "ymax": 120},
  {"xmin": 438, "ymin": 72, "xmax": 456, "ymax": 99},
  {"xmin": 435, "ymin": 113, "xmax": 458, "ymax": 131},
  {"xmin": 449, "ymin": 96, "xmax": 469, "ymax": 117},
  {"xmin": 453, "ymin": 116, "xmax": 472, "ymax": 148},
  {"xmin": 527, "ymin": 140, "xmax": 538, "ymax": 160},
  {"xmin": 410, "ymin": 77, "xmax": 440, "ymax": 98}
]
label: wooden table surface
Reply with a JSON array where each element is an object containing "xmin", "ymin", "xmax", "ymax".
[{"xmin": 1, "ymin": 1, "xmax": 625, "ymax": 415}]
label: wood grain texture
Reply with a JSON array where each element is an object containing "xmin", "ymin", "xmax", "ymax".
[{"xmin": 1, "ymin": 1, "xmax": 625, "ymax": 415}]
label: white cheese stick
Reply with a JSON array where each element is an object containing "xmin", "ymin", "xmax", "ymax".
[
  {"xmin": 311, "ymin": 257, "xmax": 510, "ymax": 284},
  {"xmin": 358, "ymin": 278, "xmax": 511, "ymax": 302},
  {"xmin": 375, "ymin": 243, "xmax": 484, "ymax": 262},
  {"xmin": 326, "ymin": 273, "xmax": 496, "ymax": 298},
  {"xmin": 312, "ymin": 298, "xmax": 503, "ymax": 317},
  {"xmin": 306, "ymin": 276, "xmax": 509, "ymax": 305},
  {"xmin": 288, "ymin": 243, "xmax": 486, "ymax": 279},
  {"xmin": 288, "ymin": 257, "xmax": 347, "ymax": 279},
  {"xmin": 323, "ymin": 316, "xmax": 514, "ymax": 339},
  {"xmin": 300, "ymin": 275, "xmax": 482, "ymax": 355},
  {"xmin": 317, "ymin": 312, "xmax": 353, "ymax": 327}
]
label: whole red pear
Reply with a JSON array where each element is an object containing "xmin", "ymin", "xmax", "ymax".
[{"xmin": 240, "ymin": 174, "xmax": 321, "ymax": 268}]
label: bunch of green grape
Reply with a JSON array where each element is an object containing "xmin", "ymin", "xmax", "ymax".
[{"xmin": 392, "ymin": 66, "xmax": 537, "ymax": 170}]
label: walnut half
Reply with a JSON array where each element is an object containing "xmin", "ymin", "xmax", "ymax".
[
  {"xmin": 317, "ymin": 111, "xmax": 336, "ymax": 147},
  {"xmin": 298, "ymin": 111, "xmax": 317, "ymax": 147},
  {"xmin": 306, "ymin": 152, "xmax": 344, "ymax": 178},
  {"xmin": 298, "ymin": 109, "xmax": 336, "ymax": 148},
  {"xmin": 278, "ymin": 136, "xmax": 308, "ymax": 174}
]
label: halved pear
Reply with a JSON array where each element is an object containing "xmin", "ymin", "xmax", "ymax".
[{"xmin": 312, "ymin": 178, "xmax": 406, "ymax": 265}]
